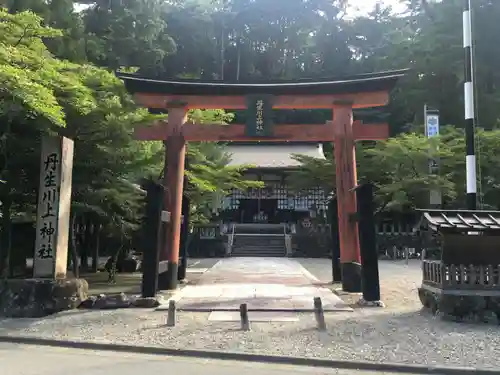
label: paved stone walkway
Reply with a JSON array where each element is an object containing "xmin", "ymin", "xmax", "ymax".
[{"xmin": 162, "ymin": 257, "xmax": 351, "ymax": 313}]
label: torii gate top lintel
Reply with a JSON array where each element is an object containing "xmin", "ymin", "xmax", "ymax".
[
  {"xmin": 117, "ymin": 69, "xmax": 406, "ymax": 142},
  {"xmin": 117, "ymin": 69, "xmax": 406, "ymax": 110}
]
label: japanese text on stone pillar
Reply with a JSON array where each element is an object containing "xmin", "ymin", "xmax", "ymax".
[{"xmin": 34, "ymin": 151, "xmax": 60, "ymax": 276}]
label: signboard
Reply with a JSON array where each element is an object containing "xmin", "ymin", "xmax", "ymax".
[
  {"xmin": 34, "ymin": 136, "xmax": 74, "ymax": 279},
  {"xmin": 161, "ymin": 210, "xmax": 171, "ymax": 223},
  {"xmin": 426, "ymin": 113, "xmax": 440, "ymax": 138},
  {"xmin": 162, "ymin": 211, "xmax": 184, "ymax": 223},
  {"xmin": 424, "ymin": 107, "xmax": 441, "ymax": 207},
  {"xmin": 245, "ymin": 95, "xmax": 274, "ymax": 136}
]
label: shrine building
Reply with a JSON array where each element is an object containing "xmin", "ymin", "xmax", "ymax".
[{"xmin": 215, "ymin": 141, "xmax": 328, "ymax": 225}]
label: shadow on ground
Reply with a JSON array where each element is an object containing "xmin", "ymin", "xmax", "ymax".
[
  {"xmin": 83, "ymin": 272, "xmax": 142, "ymax": 295},
  {"xmin": 83, "ymin": 269, "xmax": 208, "ymax": 296}
]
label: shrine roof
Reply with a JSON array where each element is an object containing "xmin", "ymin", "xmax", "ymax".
[
  {"xmin": 417, "ymin": 209, "xmax": 500, "ymax": 232},
  {"xmin": 116, "ymin": 69, "xmax": 407, "ymax": 96},
  {"xmin": 224, "ymin": 143, "xmax": 325, "ymax": 168}
]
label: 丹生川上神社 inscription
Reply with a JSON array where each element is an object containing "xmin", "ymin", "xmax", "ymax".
[
  {"xmin": 39, "ymin": 152, "xmax": 58, "ymax": 260},
  {"xmin": 245, "ymin": 95, "xmax": 273, "ymax": 137},
  {"xmin": 33, "ymin": 136, "xmax": 74, "ymax": 279}
]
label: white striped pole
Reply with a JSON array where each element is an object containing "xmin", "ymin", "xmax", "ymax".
[{"xmin": 463, "ymin": 0, "xmax": 476, "ymax": 210}]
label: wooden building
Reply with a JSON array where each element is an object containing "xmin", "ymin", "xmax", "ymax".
[{"xmin": 216, "ymin": 142, "xmax": 329, "ymax": 225}]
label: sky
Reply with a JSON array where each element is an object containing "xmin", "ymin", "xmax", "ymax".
[
  {"xmin": 75, "ymin": 1, "xmax": 407, "ymax": 16},
  {"xmin": 347, "ymin": 0, "xmax": 406, "ymax": 16}
]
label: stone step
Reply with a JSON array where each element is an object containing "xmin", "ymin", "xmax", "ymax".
[
  {"xmin": 233, "ymin": 241, "xmax": 285, "ymax": 245},
  {"xmin": 233, "ymin": 248, "xmax": 285, "ymax": 253},
  {"xmin": 231, "ymin": 231, "xmax": 287, "ymax": 257},
  {"xmin": 233, "ymin": 234, "xmax": 285, "ymax": 238},
  {"xmin": 232, "ymin": 254, "xmax": 286, "ymax": 257},
  {"xmin": 233, "ymin": 241, "xmax": 285, "ymax": 247},
  {"xmin": 234, "ymin": 249, "xmax": 284, "ymax": 253},
  {"xmin": 234, "ymin": 236, "xmax": 285, "ymax": 241},
  {"xmin": 235, "ymin": 230, "xmax": 284, "ymax": 235},
  {"xmin": 233, "ymin": 242, "xmax": 285, "ymax": 246},
  {"xmin": 233, "ymin": 246, "xmax": 285, "ymax": 251},
  {"xmin": 232, "ymin": 244, "xmax": 286, "ymax": 250},
  {"xmin": 233, "ymin": 224, "xmax": 285, "ymax": 235},
  {"xmin": 233, "ymin": 242, "xmax": 286, "ymax": 247},
  {"xmin": 231, "ymin": 246, "xmax": 287, "ymax": 257},
  {"xmin": 232, "ymin": 256, "xmax": 286, "ymax": 258}
]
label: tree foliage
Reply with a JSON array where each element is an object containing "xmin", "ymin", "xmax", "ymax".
[
  {"xmin": 1, "ymin": 4, "xmax": 260, "ymax": 227},
  {"xmin": 3, "ymin": 0, "xmax": 500, "ymax": 268}
]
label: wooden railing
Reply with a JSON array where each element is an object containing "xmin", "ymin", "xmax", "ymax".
[
  {"xmin": 422, "ymin": 260, "xmax": 500, "ymax": 290},
  {"xmin": 422, "ymin": 260, "xmax": 443, "ymax": 286},
  {"xmin": 195, "ymin": 224, "xmax": 221, "ymax": 239}
]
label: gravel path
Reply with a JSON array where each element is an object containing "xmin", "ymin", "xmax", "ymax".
[
  {"xmin": 1, "ymin": 260, "xmax": 499, "ymax": 369},
  {"xmin": 297, "ymin": 259, "xmax": 424, "ymax": 310}
]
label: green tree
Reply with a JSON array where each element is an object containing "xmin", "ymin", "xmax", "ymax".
[
  {"xmin": 287, "ymin": 128, "xmax": 464, "ymax": 211},
  {"xmin": 0, "ymin": 8, "xmax": 98, "ymax": 274},
  {"xmin": 360, "ymin": 132, "xmax": 457, "ymax": 211},
  {"xmin": 287, "ymin": 154, "xmax": 335, "ymax": 197},
  {"xmin": 82, "ymin": 0, "xmax": 175, "ymax": 73},
  {"xmin": 2, "ymin": 0, "xmax": 88, "ymax": 61}
]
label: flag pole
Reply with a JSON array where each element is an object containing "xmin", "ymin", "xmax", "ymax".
[{"xmin": 463, "ymin": 0, "xmax": 476, "ymax": 210}]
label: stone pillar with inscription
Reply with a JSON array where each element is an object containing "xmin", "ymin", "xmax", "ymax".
[
  {"xmin": 33, "ymin": 136, "xmax": 74, "ymax": 279},
  {"xmin": 0, "ymin": 135, "xmax": 88, "ymax": 317}
]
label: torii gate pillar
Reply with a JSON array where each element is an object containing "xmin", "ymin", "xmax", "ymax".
[
  {"xmin": 159, "ymin": 106, "xmax": 187, "ymax": 290},
  {"xmin": 333, "ymin": 103, "xmax": 362, "ymax": 292}
]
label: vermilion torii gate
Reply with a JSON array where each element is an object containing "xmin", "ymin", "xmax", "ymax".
[{"xmin": 118, "ymin": 70, "xmax": 405, "ymax": 291}]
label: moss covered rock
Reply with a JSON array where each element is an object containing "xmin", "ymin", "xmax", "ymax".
[{"xmin": 0, "ymin": 278, "xmax": 88, "ymax": 317}]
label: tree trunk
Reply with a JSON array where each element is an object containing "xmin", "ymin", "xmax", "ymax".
[
  {"xmin": 236, "ymin": 34, "xmax": 241, "ymax": 81},
  {"xmin": 91, "ymin": 221, "xmax": 101, "ymax": 273},
  {"xmin": 220, "ymin": 29, "xmax": 225, "ymax": 80},
  {"xmin": 80, "ymin": 214, "xmax": 91, "ymax": 273},
  {"xmin": 69, "ymin": 213, "xmax": 79, "ymax": 278},
  {"xmin": 0, "ymin": 196, "xmax": 12, "ymax": 278},
  {"xmin": 9, "ymin": 203, "xmax": 27, "ymax": 278},
  {"xmin": 0, "ymin": 125, "xmax": 10, "ymax": 278},
  {"xmin": 108, "ymin": 230, "xmax": 125, "ymax": 284}
]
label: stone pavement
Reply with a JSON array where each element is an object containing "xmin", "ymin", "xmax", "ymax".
[{"xmin": 161, "ymin": 257, "xmax": 351, "ymax": 313}]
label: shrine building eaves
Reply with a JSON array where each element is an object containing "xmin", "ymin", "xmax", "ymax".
[
  {"xmin": 225, "ymin": 143, "xmax": 325, "ymax": 169},
  {"xmin": 116, "ymin": 69, "xmax": 407, "ymax": 96}
]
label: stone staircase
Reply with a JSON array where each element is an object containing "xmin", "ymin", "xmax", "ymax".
[{"xmin": 230, "ymin": 224, "xmax": 287, "ymax": 257}]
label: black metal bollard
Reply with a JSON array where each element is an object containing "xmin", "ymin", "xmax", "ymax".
[
  {"xmin": 328, "ymin": 198, "xmax": 342, "ymax": 283},
  {"xmin": 141, "ymin": 182, "xmax": 164, "ymax": 298},
  {"xmin": 356, "ymin": 183, "xmax": 381, "ymax": 303},
  {"xmin": 313, "ymin": 297, "xmax": 326, "ymax": 331},
  {"xmin": 178, "ymin": 195, "xmax": 190, "ymax": 281},
  {"xmin": 166, "ymin": 300, "xmax": 176, "ymax": 327},
  {"xmin": 239, "ymin": 303, "xmax": 250, "ymax": 331}
]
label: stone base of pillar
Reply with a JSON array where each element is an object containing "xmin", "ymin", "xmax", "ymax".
[
  {"xmin": 332, "ymin": 256, "xmax": 342, "ymax": 282},
  {"xmin": 0, "ymin": 278, "xmax": 88, "ymax": 317},
  {"xmin": 341, "ymin": 262, "xmax": 362, "ymax": 293},
  {"xmin": 158, "ymin": 261, "xmax": 178, "ymax": 290},
  {"xmin": 157, "ymin": 260, "xmax": 169, "ymax": 290},
  {"xmin": 177, "ymin": 256, "xmax": 187, "ymax": 281}
]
